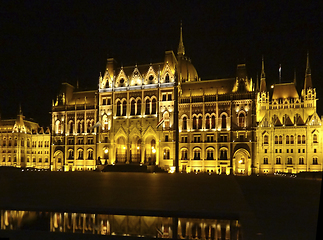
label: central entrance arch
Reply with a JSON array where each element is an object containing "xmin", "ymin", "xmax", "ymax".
[{"xmin": 233, "ymin": 148, "xmax": 251, "ymax": 175}]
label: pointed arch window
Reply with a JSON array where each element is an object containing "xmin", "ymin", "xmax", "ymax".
[
  {"xmin": 78, "ymin": 149, "xmax": 84, "ymax": 159},
  {"xmin": 193, "ymin": 116, "xmax": 197, "ymax": 129},
  {"xmin": 238, "ymin": 112, "xmax": 245, "ymax": 127},
  {"xmin": 274, "ymin": 135, "xmax": 278, "ymax": 144},
  {"xmin": 87, "ymin": 149, "xmax": 93, "ymax": 160},
  {"xmin": 297, "ymin": 135, "xmax": 301, "ymax": 144},
  {"xmin": 151, "ymin": 98, "xmax": 156, "ymax": 114},
  {"xmin": 116, "ymin": 101, "xmax": 121, "ymax": 116},
  {"xmin": 137, "ymin": 99, "xmax": 141, "ymax": 115},
  {"xmin": 131, "ymin": 100, "xmax": 136, "ymax": 115},
  {"xmin": 211, "ymin": 115, "xmax": 216, "ymax": 129},
  {"xmin": 263, "ymin": 135, "xmax": 269, "ymax": 144},
  {"xmin": 221, "ymin": 115, "xmax": 227, "ymax": 129},
  {"xmin": 122, "ymin": 100, "xmax": 127, "ymax": 116},
  {"xmin": 69, "ymin": 121, "xmax": 74, "ymax": 134},
  {"xmin": 291, "ymin": 135, "xmax": 294, "ymax": 144},
  {"xmin": 286, "ymin": 135, "xmax": 289, "ymax": 144},
  {"xmin": 313, "ymin": 134, "xmax": 318, "ymax": 143},
  {"xmin": 165, "ymin": 74, "xmax": 170, "ymax": 83},
  {"xmin": 198, "ymin": 116, "xmax": 202, "ymax": 129},
  {"xmin": 145, "ymin": 99, "xmax": 150, "ymax": 115},
  {"xmin": 205, "ymin": 116, "xmax": 210, "ymax": 129},
  {"xmin": 182, "ymin": 117, "xmax": 187, "ymax": 130},
  {"xmin": 302, "ymin": 135, "xmax": 306, "ymax": 144},
  {"xmin": 193, "ymin": 149, "xmax": 201, "ymax": 160},
  {"xmin": 279, "ymin": 135, "xmax": 282, "ymax": 144}
]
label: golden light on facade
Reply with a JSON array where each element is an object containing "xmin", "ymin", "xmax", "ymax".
[
  {"xmin": 152, "ymin": 148, "xmax": 156, "ymax": 154},
  {"xmin": 104, "ymin": 149, "xmax": 108, "ymax": 154}
]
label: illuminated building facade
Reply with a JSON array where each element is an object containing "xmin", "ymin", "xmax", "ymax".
[
  {"xmin": 0, "ymin": 108, "xmax": 50, "ymax": 169},
  {"xmin": 51, "ymin": 83, "xmax": 98, "ymax": 171},
  {"xmin": 256, "ymin": 54, "xmax": 323, "ymax": 174},
  {"xmin": 51, "ymin": 28, "xmax": 322, "ymax": 174}
]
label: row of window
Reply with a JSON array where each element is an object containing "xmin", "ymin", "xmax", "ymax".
[
  {"xmin": 263, "ymin": 157, "xmax": 319, "ymax": 165},
  {"xmin": 2, "ymin": 157, "xmax": 49, "ymax": 163},
  {"xmin": 263, "ymin": 134, "xmax": 318, "ymax": 144},
  {"xmin": 68, "ymin": 149, "xmax": 94, "ymax": 160},
  {"xmin": 1, "ymin": 140, "xmax": 49, "ymax": 147}
]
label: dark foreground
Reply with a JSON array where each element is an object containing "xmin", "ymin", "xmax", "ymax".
[{"xmin": 0, "ymin": 171, "xmax": 321, "ymax": 240}]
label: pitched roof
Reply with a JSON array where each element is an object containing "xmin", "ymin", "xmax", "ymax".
[{"xmin": 272, "ymin": 83, "xmax": 299, "ymax": 99}]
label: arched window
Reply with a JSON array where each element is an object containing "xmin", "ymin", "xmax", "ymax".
[
  {"xmin": 69, "ymin": 121, "xmax": 74, "ymax": 134},
  {"xmin": 205, "ymin": 116, "xmax": 210, "ymax": 129},
  {"xmin": 182, "ymin": 117, "xmax": 187, "ymax": 130},
  {"xmin": 78, "ymin": 149, "xmax": 84, "ymax": 159},
  {"xmin": 116, "ymin": 101, "xmax": 121, "ymax": 116},
  {"xmin": 163, "ymin": 148, "xmax": 170, "ymax": 159},
  {"xmin": 165, "ymin": 74, "xmax": 170, "ymax": 83},
  {"xmin": 238, "ymin": 112, "xmax": 245, "ymax": 127},
  {"xmin": 193, "ymin": 116, "xmax": 197, "ymax": 129},
  {"xmin": 279, "ymin": 135, "xmax": 282, "ymax": 144},
  {"xmin": 286, "ymin": 135, "xmax": 289, "ymax": 144},
  {"xmin": 220, "ymin": 149, "xmax": 228, "ymax": 160},
  {"xmin": 193, "ymin": 149, "xmax": 201, "ymax": 160},
  {"xmin": 302, "ymin": 135, "xmax": 306, "ymax": 144},
  {"xmin": 211, "ymin": 115, "xmax": 216, "ymax": 129},
  {"xmin": 206, "ymin": 149, "xmax": 214, "ymax": 160},
  {"xmin": 181, "ymin": 149, "xmax": 188, "ymax": 160},
  {"xmin": 263, "ymin": 135, "xmax": 268, "ymax": 144},
  {"xmin": 131, "ymin": 100, "xmax": 136, "ymax": 115},
  {"xmin": 275, "ymin": 135, "xmax": 278, "ymax": 144},
  {"xmin": 151, "ymin": 98, "xmax": 156, "ymax": 114},
  {"xmin": 68, "ymin": 150, "xmax": 74, "ymax": 159},
  {"xmin": 313, "ymin": 134, "xmax": 318, "ymax": 143},
  {"xmin": 291, "ymin": 135, "xmax": 294, "ymax": 144},
  {"xmin": 87, "ymin": 120, "xmax": 92, "ymax": 133},
  {"xmin": 145, "ymin": 99, "xmax": 150, "ymax": 115},
  {"xmin": 88, "ymin": 149, "xmax": 93, "ymax": 160},
  {"xmin": 276, "ymin": 157, "xmax": 281, "ymax": 164},
  {"xmin": 136, "ymin": 99, "xmax": 141, "ymax": 115},
  {"xmin": 297, "ymin": 135, "xmax": 301, "ymax": 144},
  {"xmin": 221, "ymin": 115, "xmax": 227, "ymax": 129},
  {"xmin": 122, "ymin": 100, "xmax": 127, "ymax": 116},
  {"xmin": 198, "ymin": 116, "xmax": 202, "ymax": 129}
]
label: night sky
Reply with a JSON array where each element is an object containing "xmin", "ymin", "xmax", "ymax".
[{"xmin": 1, "ymin": 1, "xmax": 322, "ymax": 127}]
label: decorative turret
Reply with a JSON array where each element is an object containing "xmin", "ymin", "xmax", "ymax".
[{"xmin": 304, "ymin": 51, "xmax": 312, "ymax": 90}]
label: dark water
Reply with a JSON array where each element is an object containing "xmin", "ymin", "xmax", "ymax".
[{"xmin": 1, "ymin": 210, "xmax": 241, "ymax": 239}]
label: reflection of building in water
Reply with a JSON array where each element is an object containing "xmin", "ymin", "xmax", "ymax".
[
  {"xmin": 1, "ymin": 210, "xmax": 241, "ymax": 239},
  {"xmin": 0, "ymin": 108, "xmax": 51, "ymax": 170}
]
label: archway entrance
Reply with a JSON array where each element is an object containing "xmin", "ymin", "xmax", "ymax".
[
  {"xmin": 53, "ymin": 150, "xmax": 64, "ymax": 171},
  {"xmin": 116, "ymin": 137, "xmax": 127, "ymax": 163},
  {"xmin": 233, "ymin": 148, "xmax": 251, "ymax": 175}
]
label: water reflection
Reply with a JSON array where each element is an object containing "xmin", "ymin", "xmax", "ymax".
[{"xmin": 1, "ymin": 210, "xmax": 242, "ymax": 239}]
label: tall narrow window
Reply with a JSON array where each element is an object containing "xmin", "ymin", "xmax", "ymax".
[
  {"xmin": 279, "ymin": 135, "xmax": 282, "ymax": 144},
  {"xmin": 313, "ymin": 134, "xmax": 318, "ymax": 143},
  {"xmin": 264, "ymin": 135, "xmax": 268, "ymax": 144},
  {"xmin": 238, "ymin": 113, "xmax": 245, "ymax": 127},
  {"xmin": 163, "ymin": 112, "xmax": 170, "ymax": 129},
  {"xmin": 198, "ymin": 116, "xmax": 202, "ymax": 129},
  {"xmin": 302, "ymin": 135, "xmax": 306, "ymax": 144},
  {"xmin": 137, "ymin": 100, "xmax": 141, "ymax": 115},
  {"xmin": 211, "ymin": 115, "xmax": 215, "ymax": 129},
  {"xmin": 275, "ymin": 135, "xmax": 278, "ymax": 144},
  {"xmin": 145, "ymin": 99, "xmax": 150, "ymax": 115},
  {"xmin": 165, "ymin": 74, "xmax": 170, "ymax": 83},
  {"xmin": 182, "ymin": 117, "xmax": 187, "ymax": 130},
  {"xmin": 205, "ymin": 116, "xmax": 210, "ymax": 129},
  {"xmin": 151, "ymin": 99, "xmax": 156, "ymax": 114},
  {"xmin": 116, "ymin": 101, "xmax": 121, "ymax": 116},
  {"xmin": 221, "ymin": 115, "xmax": 226, "ymax": 129},
  {"xmin": 131, "ymin": 100, "xmax": 136, "ymax": 115},
  {"xmin": 297, "ymin": 135, "xmax": 301, "ymax": 144},
  {"xmin": 291, "ymin": 135, "xmax": 294, "ymax": 144},
  {"xmin": 193, "ymin": 116, "xmax": 197, "ymax": 129},
  {"xmin": 122, "ymin": 100, "xmax": 127, "ymax": 116}
]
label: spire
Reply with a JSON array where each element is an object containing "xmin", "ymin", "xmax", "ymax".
[
  {"xmin": 261, "ymin": 55, "xmax": 265, "ymax": 79},
  {"xmin": 260, "ymin": 56, "xmax": 267, "ymax": 92},
  {"xmin": 304, "ymin": 51, "xmax": 312, "ymax": 90},
  {"xmin": 177, "ymin": 21, "xmax": 185, "ymax": 56}
]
